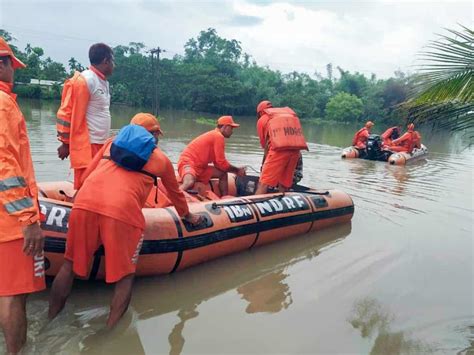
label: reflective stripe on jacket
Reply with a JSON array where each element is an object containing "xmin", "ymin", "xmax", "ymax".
[{"xmin": 0, "ymin": 81, "xmax": 39, "ymax": 242}]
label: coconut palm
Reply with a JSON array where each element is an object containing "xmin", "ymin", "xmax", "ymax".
[{"xmin": 407, "ymin": 25, "xmax": 473, "ymax": 132}]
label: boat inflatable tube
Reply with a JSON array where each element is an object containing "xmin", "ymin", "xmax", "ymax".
[
  {"xmin": 38, "ymin": 179, "xmax": 354, "ymax": 280},
  {"xmin": 388, "ymin": 144, "xmax": 428, "ymax": 165}
]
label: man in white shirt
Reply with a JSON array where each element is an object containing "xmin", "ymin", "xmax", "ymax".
[{"xmin": 56, "ymin": 43, "xmax": 115, "ymax": 189}]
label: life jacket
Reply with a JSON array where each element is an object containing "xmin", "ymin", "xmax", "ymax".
[
  {"xmin": 263, "ymin": 107, "xmax": 308, "ymax": 151},
  {"xmin": 352, "ymin": 127, "xmax": 369, "ymax": 148},
  {"xmin": 104, "ymin": 125, "xmax": 159, "ymax": 202},
  {"xmin": 391, "ymin": 131, "xmax": 416, "ymax": 153}
]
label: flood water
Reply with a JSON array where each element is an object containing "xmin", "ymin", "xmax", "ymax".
[{"xmin": 2, "ymin": 99, "xmax": 473, "ymax": 354}]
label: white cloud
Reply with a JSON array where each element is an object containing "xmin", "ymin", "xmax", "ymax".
[{"xmin": 1, "ymin": 0, "xmax": 472, "ymax": 78}]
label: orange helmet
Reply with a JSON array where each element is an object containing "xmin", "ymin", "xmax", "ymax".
[
  {"xmin": 131, "ymin": 113, "xmax": 163, "ymax": 135},
  {"xmin": 257, "ymin": 100, "xmax": 272, "ymax": 114},
  {"xmin": 365, "ymin": 121, "xmax": 374, "ymax": 128},
  {"xmin": 407, "ymin": 123, "xmax": 415, "ymax": 131}
]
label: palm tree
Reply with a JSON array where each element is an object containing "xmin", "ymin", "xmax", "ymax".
[{"xmin": 407, "ymin": 25, "xmax": 473, "ymax": 132}]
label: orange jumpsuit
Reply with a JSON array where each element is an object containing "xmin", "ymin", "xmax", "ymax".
[
  {"xmin": 257, "ymin": 111, "xmax": 301, "ymax": 188},
  {"xmin": 352, "ymin": 127, "xmax": 370, "ymax": 149},
  {"xmin": 387, "ymin": 131, "xmax": 417, "ymax": 153},
  {"xmin": 65, "ymin": 140, "xmax": 189, "ymax": 283},
  {"xmin": 0, "ymin": 81, "xmax": 45, "ymax": 296},
  {"xmin": 178, "ymin": 129, "xmax": 232, "ymax": 184}
]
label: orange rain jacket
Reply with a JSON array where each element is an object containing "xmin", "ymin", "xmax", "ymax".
[
  {"xmin": 0, "ymin": 81, "xmax": 40, "ymax": 242},
  {"xmin": 352, "ymin": 127, "xmax": 370, "ymax": 149},
  {"xmin": 73, "ymin": 139, "xmax": 189, "ymax": 230},
  {"xmin": 56, "ymin": 71, "xmax": 92, "ymax": 169},
  {"xmin": 178, "ymin": 128, "xmax": 232, "ymax": 172}
]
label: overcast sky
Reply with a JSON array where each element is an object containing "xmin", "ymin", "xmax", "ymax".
[{"xmin": 1, "ymin": 0, "xmax": 472, "ymax": 78}]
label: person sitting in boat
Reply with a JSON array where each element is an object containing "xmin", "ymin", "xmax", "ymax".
[
  {"xmin": 49, "ymin": 113, "xmax": 203, "ymax": 328},
  {"xmin": 254, "ymin": 100, "xmax": 308, "ymax": 195},
  {"xmin": 381, "ymin": 125, "xmax": 401, "ymax": 147},
  {"xmin": 352, "ymin": 121, "xmax": 374, "ymax": 150},
  {"xmin": 178, "ymin": 116, "xmax": 246, "ymax": 197},
  {"xmin": 386, "ymin": 123, "xmax": 420, "ymax": 153}
]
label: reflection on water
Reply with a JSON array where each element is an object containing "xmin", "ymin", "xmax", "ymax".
[
  {"xmin": 237, "ymin": 271, "xmax": 292, "ymax": 314},
  {"xmin": 348, "ymin": 297, "xmax": 433, "ymax": 354},
  {"xmin": 2, "ymin": 99, "xmax": 472, "ymax": 354}
]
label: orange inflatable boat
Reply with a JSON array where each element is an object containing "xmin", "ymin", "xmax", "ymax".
[
  {"xmin": 38, "ymin": 176, "xmax": 354, "ymax": 280},
  {"xmin": 342, "ymin": 144, "xmax": 428, "ymax": 165},
  {"xmin": 341, "ymin": 135, "xmax": 428, "ymax": 165}
]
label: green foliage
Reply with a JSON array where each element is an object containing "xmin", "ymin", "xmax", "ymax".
[
  {"xmin": 325, "ymin": 92, "xmax": 364, "ymax": 122},
  {"xmin": 408, "ymin": 25, "xmax": 473, "ymax": 132},
  {"xmin": 3, "ymin": 27, "xmax": 419, "ymax": 126},
  {"xmin": 14, "ymin": 85, "xmax": 42, "ymax": 99}
]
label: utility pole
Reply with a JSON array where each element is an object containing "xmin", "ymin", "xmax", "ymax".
[{"xmin": 150, "ymin": 47, "xmax": 162, "ymax": 116}]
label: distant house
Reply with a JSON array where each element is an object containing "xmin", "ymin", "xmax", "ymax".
[{"xmin": 29, "ymin": 79, "xmax": 62, "ymax": 87}]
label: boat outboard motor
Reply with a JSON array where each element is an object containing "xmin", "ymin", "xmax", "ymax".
[{"xmin": 366, "ymin": 134, "xmax": 383, "ymax": 160}]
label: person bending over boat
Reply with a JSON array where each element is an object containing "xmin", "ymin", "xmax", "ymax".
[
  {"xmin": 49, "ymin": 113, "xmax": 203, "ymax": 328},
  {"xmin": 56, "ymin": 43, "xmax": 115, "ymax": 190},
  {"xmin": 254, "ymin": 100, "xmax": 308, "ymax": 195},
  {"xmin": 386, "ymin": 123, "xmax": 421, "ymax": 153},
  {"xmin": 0, "ymin": 37, "xmax": 46, "ymax": 354},
  {"xmin": 381, "ymin": 125, "xmax": 401, "ymax": 147},
  {"xmin": 178, "ymin": 116, "xmax": 246, "ymax": 196}
]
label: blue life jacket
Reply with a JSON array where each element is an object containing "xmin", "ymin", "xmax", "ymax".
[{"xmin": 110, "ymin": 124, "xmax": 156, "ymax": 171}]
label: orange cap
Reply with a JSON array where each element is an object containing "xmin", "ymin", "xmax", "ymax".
[
  {"xmin": 407, "ymin": 123, "xmax": 415, "ymax": 131},
  {"xmin": 0, "ymin": 37, "xmax": 26, "ymax": 69},
  {"xmin": 130, "ymin": 113, "xmax": 163, "ymax": 134},
  {"xmin": 217, "ymin": 115, "xmax": 240, "ymax": 127},
  {"xmin": 365, "ymin": 121, "xmax": 374, "ymax": 128},
  {"xmin": 257, "ymin": 100, "xmax": 272, "ymax": 114}
]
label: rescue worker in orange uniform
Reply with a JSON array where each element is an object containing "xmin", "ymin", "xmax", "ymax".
[
  {"xmin": 352, "ymin": 121, "xmax": 374, "ymax": 150},
  {"xmin": 0, "ymin": 37, "xmax": 45, "ymax": 354},
  {"xmin": 49, "ymin": 113, "xmax": 203, "ymax": 328},
  {"xmin": 56, "ymin": 43, "xmax": 115, "ymax": 189},
  {"xmin": 178, "ymin": 116, "xmax": 246, "ymax": 196},
  {"xmin": 255, "ymin": 100, "xmax": 308, "ymax": 195},
  {"xmin": 381, "ymin": 125, "xmax": 401, "ymax": 147},
  {"xmin": 387, "ymin": 123, "xmax": 421, "ymax": 153}
]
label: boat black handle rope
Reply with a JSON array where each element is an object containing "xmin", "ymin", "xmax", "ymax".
[{"xmin": 211, "ymin": 190, "xmax": 329, "ymax": 209}]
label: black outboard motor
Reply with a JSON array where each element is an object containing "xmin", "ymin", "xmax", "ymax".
[{"xmin": 366, "ymin": 134, "xmax": 383, "ymax": 160}]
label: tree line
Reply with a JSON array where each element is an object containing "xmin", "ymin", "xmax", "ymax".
[{"xmin": 2, "ymin": 28, "xmax": 412, "ymax": 124}]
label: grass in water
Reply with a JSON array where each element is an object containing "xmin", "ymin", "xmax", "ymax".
[{"xmin": 195, "ymin": 116, "xmax": 216, "ymax": 126}]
